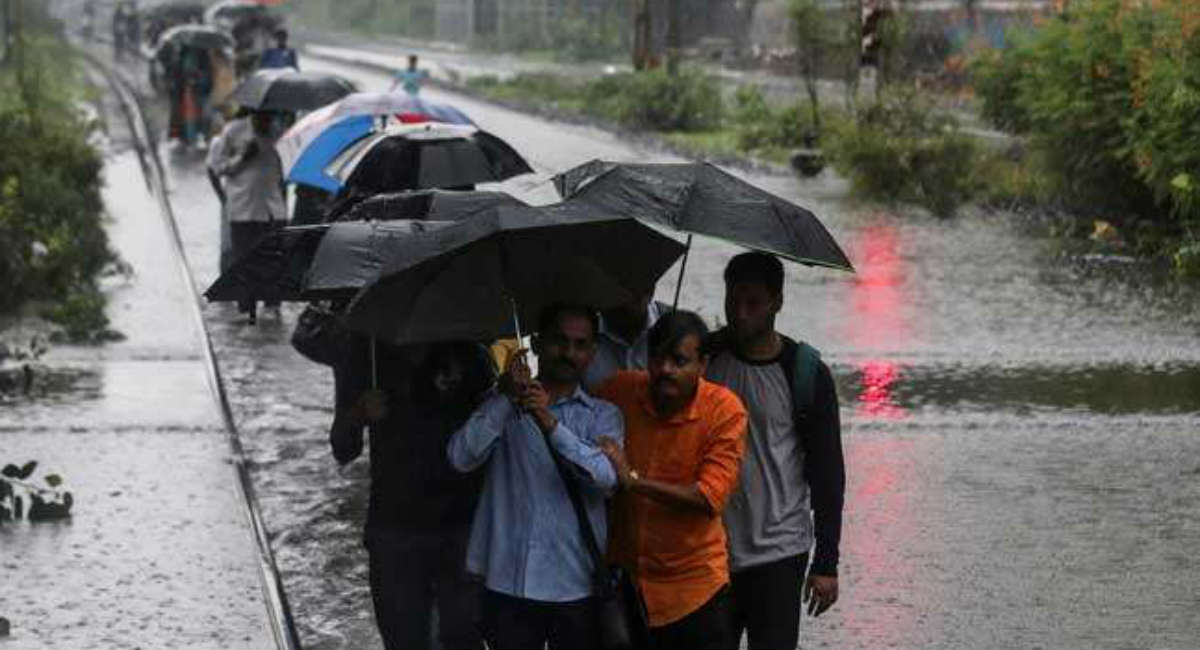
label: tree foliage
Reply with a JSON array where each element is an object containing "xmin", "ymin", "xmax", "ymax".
[
  {"xmin": 0, "ymin": 24, "xmax": 117, "ymax": 334},
  {"xmin": 971, "ymin": 0, "xmax": 1200, "ymax": 227}
]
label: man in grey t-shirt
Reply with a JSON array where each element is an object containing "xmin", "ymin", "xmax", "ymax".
[{"xmin": 706, "ymin": 252, "xmax": 845, "ymax": 650}]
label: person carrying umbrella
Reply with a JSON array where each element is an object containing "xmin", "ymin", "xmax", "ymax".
[
  {"xmin": 447, "ymin": 303, "xmax": 625, "ymax": 650},
  {"xmin": 331, "ymin": 337, "xmax": 496, "ymax": 650},
  {"xmin": 704, "ymin": 252, "xmax": 845, "ymax": 650},
  {"xmin": 206, "ymin": 110, "xmax": 286, "ymax": 322}
]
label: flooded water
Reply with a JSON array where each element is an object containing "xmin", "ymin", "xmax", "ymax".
[{"xmin": 13, "ymin": 44, "xmax": 1196, "ymax": 649}]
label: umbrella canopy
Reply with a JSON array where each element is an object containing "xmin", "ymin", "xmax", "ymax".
[
  {"xmin": 151, "ymin": 24, "xmax": 235, "ymax": 56},
  {"xmin": 309, "ymin": 92, "xmax": 473, "ymax": 127},
  {"xmin": 144, "ymin": 2, "xmax": 206, "ymax": 26},
  {"xmin": 303, "ymin": 220, "xmax": 456, "ymax": 299},
  {"xmin": 343, "ymin": 202, "xmax": 688, "ymax": 344},
  {"xmin": 326, "ymin": 122, "xmax": 533, "ymax": 194},
  {"xmin": 232, "ymin": 68, "xmax": 357, "ymax": 112},
  {"xmin": 337, "ymin": 189, "xmax": 527, "ymax": 222},
  {"xmin": 277, "ymin": 94, "xmax": 474, "ymax": 191},
  {"xmin": 554, "ymin": 160, "xmax": 854, "ymax": 272},
  {"xmin": 203, "ymin": 224, "xmax": 328, "ymax": 304},
  {"xmin": 204, "ymin": 0, "xmax": 272, "ymax": 26},
  {"xmin": 203, "ymin": 191, "xmax": 524, "ymax": 302}
]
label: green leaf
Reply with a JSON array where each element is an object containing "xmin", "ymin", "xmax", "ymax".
[
  {"xmin": 18, "ymin": 461, "xmax": 37, "ymax": 480},
  {"xmin": 45, "ymin": 474, "xmax": 62, "ymax": 487},
  {"xmin": 1171, "ymin": 173, "xmax": 1192, "ymax": 192},
  {"xmin": 1, "ymin": 465, "xmax": 20, "ymax": 479}
]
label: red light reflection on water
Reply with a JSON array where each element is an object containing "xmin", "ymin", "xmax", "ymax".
[
  {"xmin": 850, "ymin": 224, "xmax": 908, "ymax": 419},
  {"xmin": 857, "ymin": 359, "xmax": 905, "ymax": 419}
]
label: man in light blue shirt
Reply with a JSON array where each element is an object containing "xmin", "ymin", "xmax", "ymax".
[{"xmin": 448, "ymin": 303, "xmax": 624, "ymax": 650}]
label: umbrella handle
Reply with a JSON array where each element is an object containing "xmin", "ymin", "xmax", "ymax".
[
  {"xmin": 510, "ymin": 297, "xmax": 523, "ymax": 344},
  {"xmin": 370, "ymin": 335, "xmax": 377, "ymax": 390},
  {"xmin": 671, "ymin": 234, "xmax": 693, "ymax": 311}
]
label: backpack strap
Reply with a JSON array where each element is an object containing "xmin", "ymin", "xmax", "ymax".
[{"xmin": 779, "ymin": 337, "xmax": 821, "ymax": 425}]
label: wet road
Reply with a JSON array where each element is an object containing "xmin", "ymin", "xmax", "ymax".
[{"xmin": 146, "ymin": 53, "xmax": 1200, "ymax": 649}]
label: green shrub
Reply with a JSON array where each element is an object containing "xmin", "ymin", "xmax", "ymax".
[
  {"xmin": 827, "ymin": 87, "xmax": 980, "ymax": 217},
  {"xmin": 41, "ymin": 287, "xmax": 112, "ymax": 343},
  {"xmin": 588, "ymin": 68, "xmax": 724, "ymax": 132},
  {"xmin": 1174, "ymin": 239, "xmax": 1200, "ymax": 279},
  {"xmin": 969, "ymin": 45, "xmax": 1033, "ymax": 134},
  {"xmin": 969, "ymin": 0, "xmax": 1200, "ymax": 226},
  {"xmin": 730, "ymin": 86, "xmax": 811, "ymax": 152},
  {"xmin": 0, "ymin": 22, "xmax": 118, "ymax": 335}
]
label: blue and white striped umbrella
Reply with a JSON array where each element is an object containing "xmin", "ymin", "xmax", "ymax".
[{"xmin": 276, "ymin": 92, "xmax": 474, "ymax": 192}]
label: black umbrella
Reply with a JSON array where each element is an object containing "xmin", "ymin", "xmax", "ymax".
[
  {"xmin": 204, "ymin": 191, "xmax": 524, "ymax": 301},
  {"xmin": 232, "ymin": 69, "xmax": 357, "ymax": 112},
  {"xmin": 302, "ymin": 220, "xmax": 455, "ymax": 299},
  {"xmin": 327, "ymin": 122, "xmax": 534, "ymax": 194},
  {"xmin": 343, "ymin": 202, "xmax": 688, "ymax": 345},
  {"xmin": 204, "ymin": 0, "xmax": 273, "ymax": 26},
  {"xmin": 554, "ymin": 159, "xmax": 854, "ymax": 307},
  {"xmin": 337, "ymin": 189, "xmax": 528, "ymax": 222},
  {"xmin": 151, "ymin": 24, "xmax": 235, "ymax": 56},
  {"xmin": 202, "ymin": 220, "xmax": 454, "ymax": 303},
  {"xmin": 203, "ymin": 224, "xmax": 329, "ymax": 304},
  {"xmin": 144, "ymin": 2, "xmax": 206, "ymax": 27}
]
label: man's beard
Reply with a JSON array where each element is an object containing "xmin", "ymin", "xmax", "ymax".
[{"xmin": 550, "ymin": 357, "xmax": 583, "ymax": 382}]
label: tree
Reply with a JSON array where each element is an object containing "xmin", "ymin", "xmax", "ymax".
[{"xmin": 789, "ymin": 0, "xmax": 825, "ymax": 134}]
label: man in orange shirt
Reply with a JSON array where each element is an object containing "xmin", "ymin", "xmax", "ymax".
[{"xmin": 596, "ymin": 310, "xmax": 748, "ymax": 650}]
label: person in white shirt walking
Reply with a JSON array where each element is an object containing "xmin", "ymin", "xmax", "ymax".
[{"xmin": 207, "ymin": 110, "xmax": 286, "ymax": 323}]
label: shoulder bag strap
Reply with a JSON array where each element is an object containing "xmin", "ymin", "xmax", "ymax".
[{"xmin": 536, "ymin": 425, "xmax": 610, "ymax": 594}]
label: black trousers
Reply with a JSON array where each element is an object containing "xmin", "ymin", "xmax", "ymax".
[
  {"xmin": 648, "ymin": 584, "xmax": 736, "ymax": 650},
  {"xmin": 730, "ymin": 554, "xmax": 809, "ymax": 650},
  {"xmin": 229, "ymin": 220, "xmax": 284, "ymax": 314},
  {"xmin": 481, "ymin": 590, "xmax": 598, "ymax": 650},
  {"xmin": 365, "ymin": 527, "xmax": 483, "ymax": 650}
]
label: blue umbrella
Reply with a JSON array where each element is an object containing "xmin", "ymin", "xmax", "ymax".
[{"xmin": 276, "ymin": 93, "xmax": 475, "ymax": 192}]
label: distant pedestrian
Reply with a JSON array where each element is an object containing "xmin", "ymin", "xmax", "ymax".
[
  {"xmin": 112, "ymin": 2, "xmax": 128, "ymax": 59},
  {"xmin": 597, "ymin": 309, "xmax": 748, "ymax": 650},
  {"xmin": 170, "ymin": 46, "xmax": 213, "ymax": 145},
  {"xmin": 206, "ymin": 111, "xmax": 286, "ymax": 322},
  {"xmin": 258, "ymin": 28, "xmax": 298, "ymax": 70},
  {"xmin": 706, "ymin": 252, "xmax": 845, "ymax": 650},
  {"xmin": 447, "ymin": 303, "xmax": 624, "ymax": 650},
  {"xmin": 391, "ymin": 54, "xmax": 429, "ymax": 96}
]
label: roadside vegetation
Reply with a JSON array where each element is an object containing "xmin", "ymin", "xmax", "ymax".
[
  {"xmin": 1, "ymin": 2, "xmax": 123, "ymax": 342},
  {"xmin": 970, "ymin": 0, "xmax": 1200, "ymax": 278}
]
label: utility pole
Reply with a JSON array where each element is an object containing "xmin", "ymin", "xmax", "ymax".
[
  {"xmin": 631, "ymin": 0, "xmax": 651, "ymax": 70},
  {"xmin": 665, "ymin": 0, "xmax": 680, "ymax": 75}
]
